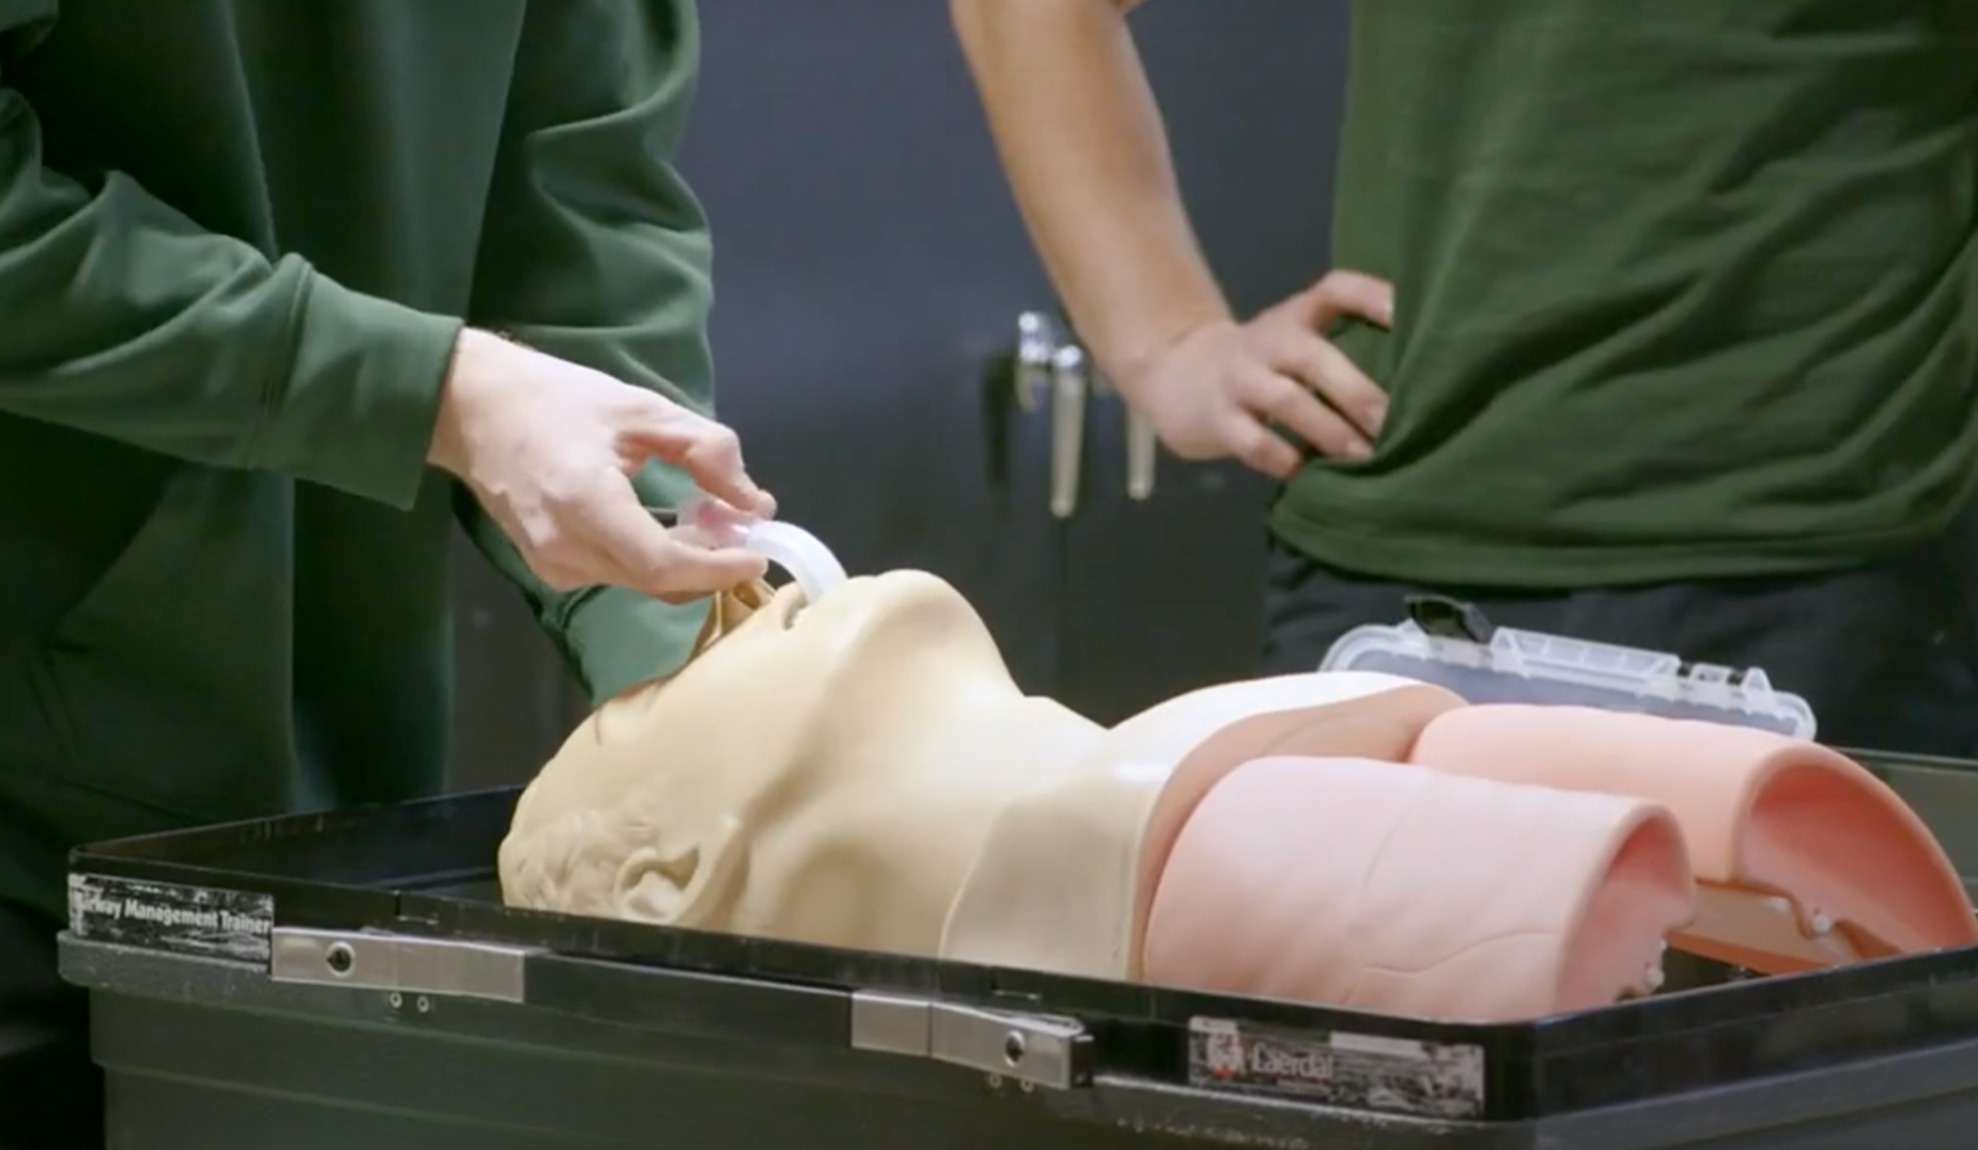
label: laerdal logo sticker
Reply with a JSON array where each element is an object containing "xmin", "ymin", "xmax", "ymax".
[
  {"xmin": 1187, "ymin": 1016, "xmax": 1485, "ymax": 1120},
  {"xmin": 68, "ymin": 873, "xmax": 275, "ymax": 964}
]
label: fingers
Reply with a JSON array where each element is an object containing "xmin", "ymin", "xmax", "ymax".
[
  {"xmin": 648, "ymin": 541, "xmax": 769, "ymax": 598},
  {"xmin": 580, "ymin": 482, "xmax": 770, "ymax": 599},
  {"xmin": 1265, "ymin": 330, "xmax": 1387, "ymax": 441},
  {"xmin": 1242, "ymin": 269, "xmax": 1393, "ymax": 456},
  {"xmin": 622, "ymin": 400, "xmax": 777, "ymax": 518},
  {"xmin": 1296, "ymin": 270, "xmax": 1395, "ymax": 331},
  {"xmin": 1124, "ymin": 273, "xmax": 1397, "ymax": 481},
  {"xmin": 1223, "ymin": 416, "xmax": 1303, "ymax": 480},
  {"xmin": 1235, "ymin": 368, "xmax": 1372, "ymax": 460}
]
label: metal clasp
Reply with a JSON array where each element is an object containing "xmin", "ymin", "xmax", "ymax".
[
  {"xmin": 849, "ymin": 991, "xmax": 1092, "ymax": 1090},
  {"xmin": 268, "ymin": 927, "xmax": 537, "ymax": 1004}
]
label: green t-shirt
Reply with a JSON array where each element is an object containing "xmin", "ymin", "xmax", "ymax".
[{"xmin": 1271, "ymin": 1, "xmax": 1978, "ymax": 587}]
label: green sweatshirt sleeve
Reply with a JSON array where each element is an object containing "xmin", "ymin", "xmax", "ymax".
[
  {"xmin": 459, "ymin": 0, "xmax": 720, "ymax": 704},
  {"xmin": 0, "ymin": 7, "xmax": 460, "ymax": 511}
]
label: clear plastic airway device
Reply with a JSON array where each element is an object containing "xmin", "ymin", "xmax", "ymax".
[{"xmin": 675, "ymin": 491, "xmax": 849, "ymax": 604}]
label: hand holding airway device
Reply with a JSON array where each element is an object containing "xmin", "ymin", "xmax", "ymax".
[{"xmin": 656, "ymin": 489, "xmax": 849, "ymax": 604}]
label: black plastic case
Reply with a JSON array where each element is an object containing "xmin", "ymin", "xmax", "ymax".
[{"xmin": 59, "ymin": 755, "xmax": 1978, "ymax": 1150}]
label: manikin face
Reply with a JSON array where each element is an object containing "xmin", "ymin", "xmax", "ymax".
[{"xmin": 499, "ymin": 570, "xmax": 1101, "ymax": 953}]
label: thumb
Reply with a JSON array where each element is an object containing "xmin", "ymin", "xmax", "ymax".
[
  {"xmin": 643, "ymin": 544, "xmax": 771, "ymax": 601},
  {"xmin": 587, "ymin": 484, "xmax": 769, "ymax": 598},
  {"xmin": 647, "ymin": 546, "xmax": 769, "ymax": 604},
  {"xmin": 1295, "ymin": 270, "xmax": 1394, "ymax": 331},
  {"xmin": 623, "ymin": 402, "xmax": 776, "ymax": 518}
]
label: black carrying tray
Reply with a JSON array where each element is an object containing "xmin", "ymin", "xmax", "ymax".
[{"xmin": 60, "ymin": 746, "xmax": 1978, "ymax": 1134}]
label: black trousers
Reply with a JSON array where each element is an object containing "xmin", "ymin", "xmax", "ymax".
[
  {"xmin": 0, "ymin": 902, "xmax": 99, "ymax": 1150},
  {"xmin": 1260, "ymin": 503, "xmax": 1978, "ymax": 760}
]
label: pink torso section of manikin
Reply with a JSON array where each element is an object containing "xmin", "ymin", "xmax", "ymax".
[
  {"xmin": 939, "ymin": 680, "xmax": 1478, "ymax": 984},
  {"xmin": 1406, "ymin": 706, "xmax": 1978, "ymax": 973},
  {"xmin": 1143, "ymin": 755, "xmax": 1694, "ymax": 1022},
  {"xmin": 1131, "ymin": 691, "xmax": 1972, "ymax": 1020},
  {"xmin": 1122, "ymin": 686, "xmax": 1693, "ymax": 1021},
  {"xmin": 1126, "ymin": 684, "xmax": 1475, "ymax": 963}
]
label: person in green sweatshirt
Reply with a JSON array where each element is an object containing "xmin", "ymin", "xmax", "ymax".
[
  {"xmin": 0, "ymin": 3, "xmax": 774, "ymax": 1145},
  {"xmin": 954, "ymin": 2, "xmax": 1978, "ymax": 746}
]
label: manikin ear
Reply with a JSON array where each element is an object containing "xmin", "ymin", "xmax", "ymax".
[{"xmin": 611, "ymin": 815, "xmax": 747, "ymax": 928}]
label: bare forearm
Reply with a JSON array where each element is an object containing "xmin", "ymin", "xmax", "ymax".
[{"xmin": 951, "ymin": 0, "xmax": 1229, "ymax": 383}]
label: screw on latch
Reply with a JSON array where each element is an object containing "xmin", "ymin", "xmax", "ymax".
[
  {"xmin": 1002, "ymin": 1030, "xmax": 1027, "ymax": 1067},
  {"xmin": 325, "ymin": 943, "xmax": 354, "ymax": 976}
]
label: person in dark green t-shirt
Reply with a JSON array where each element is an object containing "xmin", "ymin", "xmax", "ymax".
[
  {"xmin": 0, "ymin": 3, "xmax": 774, "ymax": 1146},
  {"xmin": 955, "ymin": 1, "xmax": 1978, "ymax": 753}
]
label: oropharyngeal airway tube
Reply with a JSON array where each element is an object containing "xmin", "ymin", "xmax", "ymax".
[{"xmin": 675, "ymin": 490, "xmax": 849, "ymax": 604}]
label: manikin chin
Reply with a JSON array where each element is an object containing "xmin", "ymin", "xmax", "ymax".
[{"xmin": 499, "ymin": 571, "xmax": 1977, "ymax": 1024}]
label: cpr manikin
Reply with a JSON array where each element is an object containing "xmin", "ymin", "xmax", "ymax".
[
  {"xmin": 499, "ymin": 571, "xmax": 1975, "ymax": 1023},
  {"xmin": 502, "ymin": 570, "xmax": 1978, "ymax": 1021}
]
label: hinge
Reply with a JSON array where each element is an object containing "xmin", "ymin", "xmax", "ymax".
[
  {"xmin": 268, "ymin": 927, "xmax": 538, "ymax": 1004},
  {"xmin": 849, "ymin": 991, "xmax": 1092, "ymax": 1090}
]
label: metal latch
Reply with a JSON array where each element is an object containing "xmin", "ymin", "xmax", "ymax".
[
  {"xmin": 849, "ymin": 991, "xmax": 1092, "ymax": 1090},
  {"xmin": 1404, "ymin": 594, "xmax": 1497, "ymax": 644},
  {"xmin": 269, "ymin": 927, "xmax": 538, "ymax": 1004}
]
